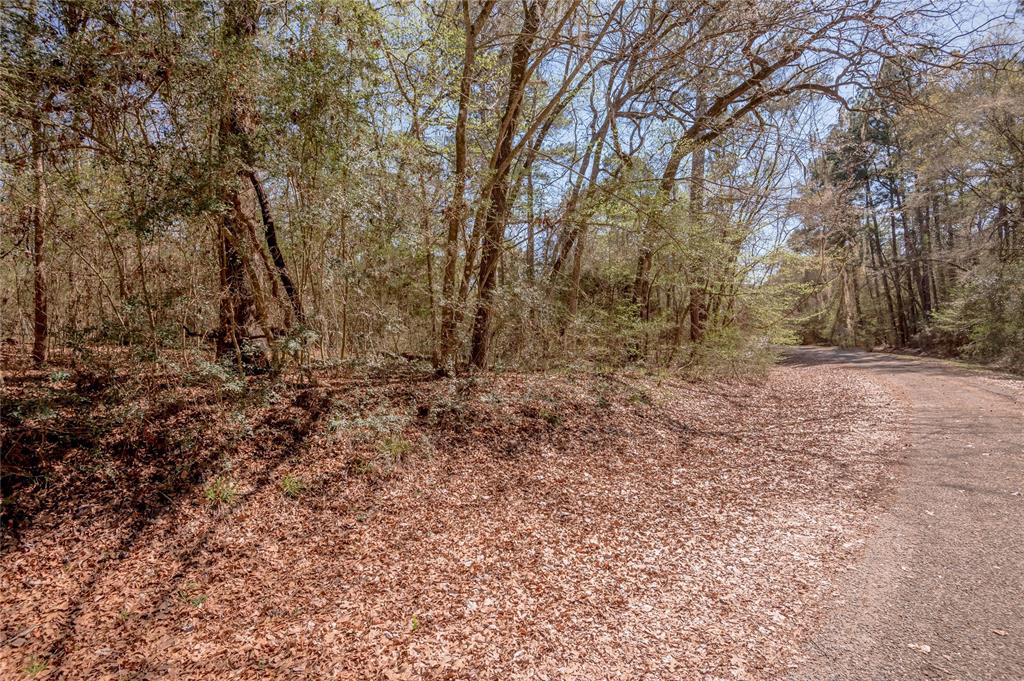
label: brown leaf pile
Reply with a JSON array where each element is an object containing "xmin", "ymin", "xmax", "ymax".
[{"xmin": 0, "ymin": 365, "xmax": 900, "ymax": 679}]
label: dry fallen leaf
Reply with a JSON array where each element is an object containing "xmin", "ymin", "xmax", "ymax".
[{"xmin": 0, "ymin": 366, "xmax": 903, "ymax": 680}]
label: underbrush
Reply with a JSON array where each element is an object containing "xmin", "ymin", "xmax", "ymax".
[
  {"xmin": 0, "ymin": 352, "xmax": 333, "ymax": 540},
  {"xmin": 2, "ymin": 349, "xmax": 676, "ymax": 544},
  {"xmin": 929, "ymin": 260, "xmax": 1024, "ymax": 371}
]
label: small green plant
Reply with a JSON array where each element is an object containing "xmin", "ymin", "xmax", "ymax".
[
  {"xmin": 204, "ymin": 476, "xmax": 238, "ymax": 506},
  {"xmin": 377, "ymin": 435, "xmax": 412, "ymax": 460},
  {"xmin": 628, "ymin": 390, "xmax": 652, "ymax": 406},
  {"xmin": 32, "ymin": 404, "xmax": 57, "ymax": 421},
  {"xmin": 348, "ymin": 456, "xmax": 378, "ymax": 477},
  {"xmin": 364, "ymin": 435, "xmax": 415, "ymax": 477},
  {"xmin": 225, "ymin": 411, "xmax": 254, "ymax": 444},
  {"xmin": 332, "ymin": 411, "xmax": 410, "ymax": 444},
  {"xmin": 177, "ymin": 581, "xmax": 207, "ymax": 608},
  {"xmin": 194, "ymin": 360, "xmax": 246, "ymax": 396},
  {"xmin": 538, "ymin": 408, "xmax": 561, "ymax": 426},
  {"xmin": 280, "ymin": 474, "xmax": 305, "ymax": 499},
  {"xmin": 410, "ymin": 614, "xmax": 420, "ymax": 631},
  {"xmin": 25, "ymin": 656, "xmax": 47, "ymax": 676}
]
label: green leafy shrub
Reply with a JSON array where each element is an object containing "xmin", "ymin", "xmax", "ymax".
[
  {"xmin": 192, "ymin": 361, "xmax": 246, "ymax": 397},
  {"xmin": 933, "ymin": 260, "xmax": 1024, "ymax": 369}
]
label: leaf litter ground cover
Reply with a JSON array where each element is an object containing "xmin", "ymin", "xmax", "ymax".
[{"xmin": 0, "ymin": 363, "xmax": 901, "ymax": 679}]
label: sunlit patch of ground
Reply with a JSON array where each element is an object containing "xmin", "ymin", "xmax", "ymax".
[{"xmin": 0, "ymin": 366, "xmax": 900, "ymax": 679}]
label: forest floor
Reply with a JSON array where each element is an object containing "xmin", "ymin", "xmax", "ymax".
[
  {"xmin": 784, "ymin": 346, "xmax": 1024, "ymax": 681},
  {"xmin": 0, "ymin": 349, "xmax": 936, "ymax": 679}
]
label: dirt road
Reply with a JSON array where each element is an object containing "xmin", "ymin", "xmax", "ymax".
[{"xmin": 784, "ymin": 346, "xmax": 1024, "ymax": 680}]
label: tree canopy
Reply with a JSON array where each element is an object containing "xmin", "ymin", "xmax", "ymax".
[{"xmin": 1, "ymin": 0, "xmax": 1020, "ymax": 373}]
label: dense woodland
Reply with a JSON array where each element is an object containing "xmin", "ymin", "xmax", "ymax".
[
  {"xmin": 2, "ymin": 4, "xmax": 1024, "ymax": 677},
  {"xmin": 792, "ymin": 56, "xmax": 1024, "ymax": 366},
  {"xmin": 1, "ymin": 0, "xmax": 1021, "ymax": 375}
]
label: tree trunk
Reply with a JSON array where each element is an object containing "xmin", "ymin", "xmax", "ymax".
[
  {"xmin": 215, "ymin": 0, "xmax": 260, "ymax": 366},
  {"xmin": 687, "ymin": 105, "xmax": 707, "ymax": 343},
  {"xmin": 866, "ymin": 185, "xmax": 900, "ymax": 344},
  {"xmin": 631, "ymin": 130, "xmax": 692, "ymax": 321},
  {"xmin": 31, "ymin": 117, "xmax": 48, "ymax": 367},
  {"xmin": 549, "ymin": 117, "xmax": 610, "ymax": 281},
  {"xmin": 249, "ymin": 171, "xmax": 304, "ymax": 327},
  {"xmin": 437, "ymin": 0, "xmax": 496, "ymax": 374},
  {"xmin": 217, "ymin": 205, "xmax": 256, "ymax": 361},
  {"xmin": 915, "ymin": 205, "xmax": 933, "ymax": 320},
  {"xmin": 469, "ymin": 0, "xmax": 542, "ymax": 368},
  {"xmin": 886, "ymin": 212, "xmax": 910, "ymax": 342},
  {"xmin": 567, "ymin": 224, "xmax": 585, "ymax": 316},
  {"xmin": 892, "ymin": 186, "xmax": 925, "ymax": 329},
  {"xmin": 526, "ymin": 169, "xmax": 535, "ymax": 282},
  {"xmin": 870, "ymin": 212, "xmax": 898, "ymax": 345}
]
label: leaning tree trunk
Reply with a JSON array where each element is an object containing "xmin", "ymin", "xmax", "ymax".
[
  {"xmin": 468, "ymin": 0, "xmax": 542, "ymax": 368},
  {"xmin": 249, "ymin": 171, "xmax": 303, "ymax": 327}
]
